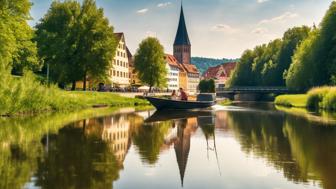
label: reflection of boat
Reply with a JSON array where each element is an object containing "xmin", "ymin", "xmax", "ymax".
[
  {"xmin": 145, "ymin": 109, "xmax": 214, "ymax": 123},
  {"xmin": 145, "ymin": 97, "xmax": 215, "ymax": 110}
]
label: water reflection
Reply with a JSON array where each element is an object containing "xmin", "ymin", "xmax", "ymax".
[{"xmin": 1, "ymin": 106, "xmax": 336, "ymax": 189}]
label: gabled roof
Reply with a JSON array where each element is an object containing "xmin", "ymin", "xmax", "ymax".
[
  {"xmin": 126, "ymin": 47, "xmax": 134, "ymax": 66},
  {"xmin": 165, "ymin": 54, "xmax": 186, "ymax": 72},
  {"xmin": 165, "ymin": 54, "xmax": 199, "ymax": 74},
  {"xmin": 174, "ymin": 5, "xmax": 191, "ymax": 46},
  {"xmin": 203, "ymin": 62, "xmax": 237, "ymax": 79},
  {"xmin": 181, "ymin": 63, "xmax": 199, "ymax": 74},
  {"xmin": 165, "ymin": 54, "xmax": 180, "ymax": 68},
  {"xmin": 114, "ymin": 32, "xmax": 124, "ymax": 42},
  {"xmin": 126, "ymin": 47, "xmax": 132, "ymax": 58}
]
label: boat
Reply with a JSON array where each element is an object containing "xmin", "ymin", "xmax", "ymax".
[{"xmin": 145, "ymin": 96, "xmax": 215, "ymax": 110}]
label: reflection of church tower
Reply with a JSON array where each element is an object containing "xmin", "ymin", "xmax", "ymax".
[{"xmin": 174, "ymin": 118, "xmax": 197, "ymax": 187}]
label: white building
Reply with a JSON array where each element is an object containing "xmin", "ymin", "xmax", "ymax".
[
  {"xmin": 165, "ymin": 54, "xmax": 181, "ymax": 91},
  {"xmin": 109, "ymin": 33, "xmax": 130, "ymax": 88},
  {"xmin": 102, "ymin": 115, "xmax": 130, "ymax": 164}
]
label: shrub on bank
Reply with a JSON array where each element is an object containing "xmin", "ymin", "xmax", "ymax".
[
  {"xmin": 0, "ymin": 70, "xmax": 57, "ymax": 115},
  {"xmin": 307, "ymin": 87, "xmax": 336, "ymax": 110}
]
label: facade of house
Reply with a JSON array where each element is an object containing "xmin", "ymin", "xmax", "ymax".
[
  {"xmin": 102, "ymin": 115, "xmax": 130, "ymax": 164},
  {"xmin": 109, "ymin": 33, "xmax": 130, "ymax": 88},
  {"xmin": 172, "ymin": 4, "xmax": 200, "ymax": 94},
  {"xmin": 203, "ymin": 62, "xmax": 237, "ymax": 89},
  {"xmin": 165, "ymin": 54, "xmax": 181, "ymax": 91}
]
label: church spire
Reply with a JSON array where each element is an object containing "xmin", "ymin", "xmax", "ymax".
[{"xmin": 174, "ymin": 2, "xmax": 191, "ymax": 46}]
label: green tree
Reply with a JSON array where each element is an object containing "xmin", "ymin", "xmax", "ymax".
[
  {"xmin": 134, "ymin": 37, "xmax": 167, "ymax": 92},
  {"xmin": 0, "ymin": 0, "xmax": 39, "ymax": 73},
  {"xmin": 35, "ymin": 0, "xmax": 117, "ymax": 90},
  {"xmin": 228, "ymin": 50, "xmax": 256, "ymax": 86},
  {"xmin": 286, "ymin": 2, "xmax": 336, "ymax": 90},
  {"xmin": 286, "ymin": 29, "xmax": 319, "ymax": 90},
  {"xmin": 199, "ymin": 79, "xmax": 215, "ymax": 93},
  {"xmin": 276, "ymin": 26, "xmax": 310, "ymax": 85},
  {"xmin": 228, "ymin": 26, "xmax": 310, "ymax": 88}
]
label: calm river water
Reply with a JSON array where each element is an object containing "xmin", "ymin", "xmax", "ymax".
[{"xmin": 1, "ymin": 103, "xmax": 336, "ymax": 189}]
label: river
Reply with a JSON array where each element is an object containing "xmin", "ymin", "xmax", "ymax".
[{"xmin": 1, "ymin": 103, "xmax": 336, "ymax": 189}]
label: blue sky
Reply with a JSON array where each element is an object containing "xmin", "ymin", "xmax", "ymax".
[{"xmin": 30, "ymin": 0, "xmax": 334, "ymax": 58}]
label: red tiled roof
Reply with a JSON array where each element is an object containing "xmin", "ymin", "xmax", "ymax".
[
  {"xmin": 164, "ymin": 54, "xmax": 199, "ymax": 74},
  {"xmin": 203, "ymin": 62, "xmax": 237, "ymax": 80},
  {"xmin": 165, "ymin": 54, "xmax": 186, "ymax": 72},
  {"xmin": 181, "ymin": 63, "xmax": 199, "ymax": 74},
  {"xmin": 165, "ymin": 54, "xmax": 179, "ymax": 68}
]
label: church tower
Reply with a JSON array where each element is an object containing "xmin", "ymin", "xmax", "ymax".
[{"xmin": 174, "ymin": 3, "xmax": 191, "ymax": 65}]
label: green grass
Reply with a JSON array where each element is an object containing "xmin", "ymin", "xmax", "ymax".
[
  {"xmin": 274, "ymin": 94, "xmax": 308, "ymax": 108},
  {"xmin": 218, "ymin": 99, "xmax": 233, "ymax": 106},
  {"xmin": 275, "ymin": 87, "xmax": 336, "ymax": 111},
  {"xmin": 0, "ymin": 69, "xmax": 149, "ymax": 116}
]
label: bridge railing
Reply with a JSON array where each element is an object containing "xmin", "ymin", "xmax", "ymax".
[{"xmin": 216, "ymin": 86, "xmax": 295, "ymax": 93}]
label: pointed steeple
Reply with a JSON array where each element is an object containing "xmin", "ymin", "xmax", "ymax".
[{"xmin": 174, "ymin": 2, "xmax": 191, "ymax": 46}]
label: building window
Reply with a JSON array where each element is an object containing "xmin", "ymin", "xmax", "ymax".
[{"xmin": 113, "ymin": 70, "xmax": 116, "ymax": 76}]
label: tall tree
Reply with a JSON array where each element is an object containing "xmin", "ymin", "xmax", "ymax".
[
  {"xmin": 35, "ymin": 0, "xmax": 117, "ymax": 90},
  {"xmin": 228, "ymin": 50, "xmax": 256, "ymax": 87},
  {"xmin": 134, "ymin": 37, "xmax": 167, "ymax": 92},
  {"xmin": 228, "ymin": 26, "xmax": 310, "ymax": 88},
  {"xmin": 0, "ymin": 0, "xmax": 39, "ymax": 73},
  {"xmin": 286, "ymin": 2, "xmax": 336, "ymax": 90}
]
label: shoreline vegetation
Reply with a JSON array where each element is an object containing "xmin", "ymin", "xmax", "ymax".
[
  {"xmin": 0, "ymin": 70, "xmax": 149, "ymax": 117},
  {"xmin": 275, "ymin": 87, "xmax": 336, "ymax": 111}
]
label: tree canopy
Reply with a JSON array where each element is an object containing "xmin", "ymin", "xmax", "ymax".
[
  {"xmin": 286, "ymin": 2, "xmax": 336, "ymax": 90},
  {"xmin": 0, "ymin": 0, "xmax": 39, "ymax": 74},
  {"xmin": 199, "ymin": 79, "xmax": 215, "ymax": 93},
  {"xmin": 228, "ymin": 26, "xmax": 310, "ymax": 88},
  {"xmin": 134, "ymin": 37, "xmax": 167, "ymax": 91},
  {"xmin": 35, "ymin": 0, "xmax": 117, "ymax": 89}
]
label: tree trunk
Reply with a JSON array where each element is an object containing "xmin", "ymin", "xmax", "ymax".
[
  {"xmin": 83, "ymin": 73, "xmax": 87, "ymax": 91},
  {"xmin": 71, "ymin": 81, "xmax": 76, "ymax": 91},
  {"xmin": 149, "ymin": 86, "xmax": 152, "ymax": 93}
]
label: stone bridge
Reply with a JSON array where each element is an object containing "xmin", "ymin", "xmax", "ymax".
[{"xmin": 216, "ymin": 87, "xmax": 302, "ymax": 101}]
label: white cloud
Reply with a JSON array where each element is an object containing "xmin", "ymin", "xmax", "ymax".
[
  {"xmin": 211, "ymin": 24, "xmax": 238, "ymax": 33},
  {"xmin": 257, "ymin": 0, "xmax": 269, "ymax": 3},
  {"xmin": 158, "ymin": 2, "xmax": 172, "ymax": 8},
  {"xmin": 137, "ymin": 8, "xmax": 149, "ymax": 14},
  {"xmin": 258, "ymin": 12, "xmax": 299, "ymax": 25},
  {"xmin": 252, "ymin": 28, "xmax": 268, "ymax": 34}
]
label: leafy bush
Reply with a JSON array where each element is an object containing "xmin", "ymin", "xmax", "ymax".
[
  {"xmin": 199, "ymin": 79, "xmax": 215, "ymax": 93},
  {"xmin": 307, "ymin": 87, "xmax": 336, "ymax": 110}
]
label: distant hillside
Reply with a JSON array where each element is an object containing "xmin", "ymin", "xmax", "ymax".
[{"xmin": 191, "ymin": 57, "xmax": 239, "ymax": 74}]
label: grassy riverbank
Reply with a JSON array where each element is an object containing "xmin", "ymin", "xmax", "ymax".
[
  {"xmin": 274, "ymin": 94, "xmax": 308, "ymax": 108},
  {"xmin": 275, "ymin": 87, "xmax": 336, "ymax": 111},
  {"xmin": 0, "ymin": 70, "xmax": 149, "ymax": 116}
]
